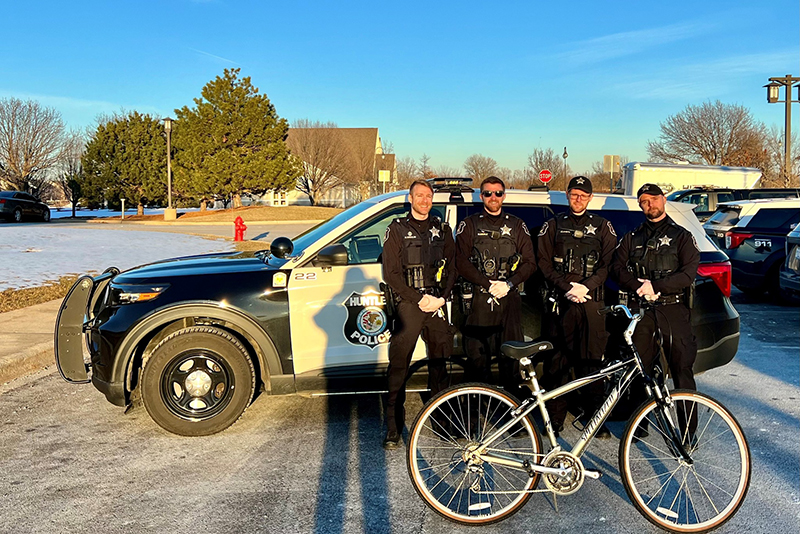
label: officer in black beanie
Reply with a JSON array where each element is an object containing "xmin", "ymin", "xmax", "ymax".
[{"xmin": 538, "ymin": 176, "xmax": 617, "ymax": 438}]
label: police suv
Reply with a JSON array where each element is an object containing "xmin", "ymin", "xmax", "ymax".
[{"xmin": 55, "ymin": 180, "xmax": 740, "ymax": 436}]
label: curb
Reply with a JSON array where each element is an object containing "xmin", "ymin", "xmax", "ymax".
[
  {"xmin": 86, "ymin": 219, "xmax": 324, "ymax": 226},
  {"xmin": 0, "ymin": 344, "xmax": 54, "ymax": 385}
]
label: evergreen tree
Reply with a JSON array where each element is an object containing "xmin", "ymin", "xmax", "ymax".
[
  {"xmin": 82, "ymin": 112, "xmax": 167, "ymax": 212},
  {"xmin": 173, "ymin": 68, "xmax": 300, "ymax": 206}
]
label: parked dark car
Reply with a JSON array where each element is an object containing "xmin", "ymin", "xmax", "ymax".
[
  {"xmin": 668, "ymin": 187, "xmax": 800, "ymax": 222},
  {"xmin": 0, "ymin": 191, "xmax": 51, "ymax": 222},
  {"xmin": 704, "ymin": 198, "xmax": 800, "ymax": 299},
  {"xmin": 55, "ymin": 183, "xmax": 740, "ymax": 436},
  {"xmin": 779, "ymin": 225, "xmax": 800, "ymax": 299}
]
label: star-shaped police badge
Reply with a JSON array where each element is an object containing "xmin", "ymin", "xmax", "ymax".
[
  {"xmin": 658, "ymin": 236, "xmax": 672, "ymax": 247},
  {"xmin": 429, "ymin": 227, "xmax": 440, "ymax": 238},
  {"xmin": 500, "ymin": 224, "xmax": 512, "ymax": 236},
  {"xmin": 576, "ymin": 177, "xmax": 585, "ymax": 184},
  {"xmin": 585, "ymin": 224, "xmax": 597, "ymax": 235}
]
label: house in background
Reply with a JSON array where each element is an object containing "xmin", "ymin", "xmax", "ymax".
[{"xmin": 262, "ymin": 127, "xmax": 396, "ymax": 208}]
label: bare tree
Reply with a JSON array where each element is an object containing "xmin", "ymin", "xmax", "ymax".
[
  {"xmin": 527, "ymin": 148, "xmax": 569, "ymax": 190},
  {"xmin": 51, "ymin": 130, "xmax": 86, "ymax": 217},
  {"xmin": 395, "ymin": 156, "xmax": 419, "ymax": 190},
  {"xmin": 286, "ymin": 119, "xmax": 350, "ymax": 206},
  {"xmin": 647, "ymin": 100, "xmax": 767, "ymax": 167},
  {"xmin": 760, "ymin": 126, "xmax": 800, "ymax": 187},
  {"xmin": 497, "ymin": 167, "xmax": 527, "ymax": 189},
  {"xmin": 463, "ymin": 154, "xmax": 499, "ymax": 183},
  {"xmin": 432, "ymin": 165, "xmax": 461, "ymax": 178},
  {"xmin": 419, "ymin": 154, "xmax": 436, "ymax": 180},
  {"xmin": 0, "ymin": 97, "xmax": 66, "ymax": 194}
]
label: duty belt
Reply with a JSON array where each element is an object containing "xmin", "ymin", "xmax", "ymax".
[{"xmin": 620, "ymin": 291, "xmax": 683, "ymax": 307}]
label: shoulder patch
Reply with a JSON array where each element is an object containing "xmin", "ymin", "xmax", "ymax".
[
  {"xmin": 456, "ymin": 220, "xmax": 466, "ymax": 236},
  {"xmin": 521, "ymin": 222, "xmax": 530, "ymax": 236},
  {"xmin": 538, "ymin": 221, "xmax": 549, "ymax": 237},
  {"xmin": 383, "ymin": 225, "xmax": 391, "ymax": 244},
  {"xmin": 691, "ymin": 234, "xmax": 699, "ymax": 251},
  {"xmin": 607, "ymin": 220, "xmax": 617, "ymax": 237}
]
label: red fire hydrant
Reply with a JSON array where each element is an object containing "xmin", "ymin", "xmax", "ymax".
[{"xmin": 234, "ymin": 216, "xmax": 247, "ymax": 242}]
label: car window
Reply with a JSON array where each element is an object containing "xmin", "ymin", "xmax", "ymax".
[
  {"xmin": 337, "ymin": 204, "xmax": 447, "ymax": 265},
  {"xmin": 707, "ymin": 207, "xmax": 740, "ymax": 226},
  {"xmin": 717, "ymin": 193, "xmax": 734, "ymax": 203},
  {"xmin": 748, "ymin": 208, "xmax": 800, "ymax": 232}
]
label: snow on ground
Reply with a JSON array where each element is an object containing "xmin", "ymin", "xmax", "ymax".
[
  {"xmin": 49, "ymin": 207, "xmax": 205, "ymax": 219},
  {"xmin": 0, "ymin": 226, "xmax": 233, "ymax": 291}
]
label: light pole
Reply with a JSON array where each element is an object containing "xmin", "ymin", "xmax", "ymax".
[
  {"xmin": 562, "ymin": 147, "xmax": 568, "ymax": 189},
  {"xmin": 163, "ymin": 117, "xmax": 176, "ymax": 220},
  {"xmin": 765, "ymin": 75, "xmax": 800, "ymax": 185}
]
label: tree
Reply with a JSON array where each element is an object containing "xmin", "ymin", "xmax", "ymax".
[
  {"xmin": 647, "ymin": 100, "xmax": 767, "ymax": 167},
  {"xmin": 432, "ymin": 165, "xmax": 461, "ymax": 178},
  {"xmin": 173, "ymin": 68, "xmax": 301, "ymax": 207},
  {"xmin": 395, "ymin": 156, "xmax": 419, "ymax": 189},
  {"xmin": 82, "ymin": 111, "xmax": 167, "ymax": 213},
  {"xmin": 287, "ymin": 119, "xmax": 350, "ymax": 205},
  {"xmin": 497, "ymin": 167, "xmax": 527, "ymax": 189},
  {"xmin": 53, "ymin": 130, "xmax": 87, "ymax": 217},
  {"xmin": 527, "ymin": 148, "xmax": 569, "ymax": 190},
  {"xmin": 0, "ymin": 97, "xmax": 66, "ymax": 194},
  {"xmin": 463, "ymin": 154, "xmax": 499, "ymax": 183}
]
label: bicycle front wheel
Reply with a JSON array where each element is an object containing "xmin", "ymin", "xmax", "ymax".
[
  {"xmin": 619, "ymin": 390, "xmax": 751, "ymax": 533},
  {"xmin": 406, "ymin": 383, "xmax": 542, "ymax": 525}
]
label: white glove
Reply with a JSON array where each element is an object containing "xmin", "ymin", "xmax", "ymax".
[
  {"xmin": 488, "ymin": 280, "xmax": 510, "ymax": 299},
  {"xmin": 636, "ymin": 279, "xmax": 657, "ymax": 298},
  {"xmin": 565, "ymin": 282, "xmax": 590, "ymax": 303}
]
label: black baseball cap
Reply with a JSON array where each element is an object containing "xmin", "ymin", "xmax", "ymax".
[
  {"xmin": 567, "ymin": 176, "xmax": 592, "ymax": 195},
  {"xmin": 637, "ymin": 183, "xmax": 664, "ymax": 198}
]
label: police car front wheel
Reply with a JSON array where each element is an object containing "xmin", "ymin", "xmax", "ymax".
[{"xmin": 141, "ymin": 326, "xmax": 256, "ymax": 436}]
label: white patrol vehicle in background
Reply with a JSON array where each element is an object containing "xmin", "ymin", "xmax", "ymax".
[{"xmin": 55, "ymin": 179, "xmax": 740, "ymax": 436}]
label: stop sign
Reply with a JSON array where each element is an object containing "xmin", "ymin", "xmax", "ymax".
[{"xmin": 539, "ymin": 169, "xmax": 553, "ymax": 183}]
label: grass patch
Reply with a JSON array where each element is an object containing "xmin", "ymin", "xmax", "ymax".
[
  {"xmin": 93, "ymin": 205, "xmax": 343, "ymax": 223},
  {"xmin": 0, "ymin": 275, "xmax": 83, "ymax": 313}
]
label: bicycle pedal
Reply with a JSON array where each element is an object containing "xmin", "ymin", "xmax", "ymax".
[{"xmin": 583, "ymin": 470, "xmax": 602, "ymax": 480}]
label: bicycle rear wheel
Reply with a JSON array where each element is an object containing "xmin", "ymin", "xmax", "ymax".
[
  {"xmin": 406, "ymin": 383, "xmax": 542, "ymax": 525},
  {"xmin": 619, "ymin": 390, "xmax": 751, "ymax": 533}
]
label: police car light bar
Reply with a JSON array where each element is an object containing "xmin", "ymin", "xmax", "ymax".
[{"xmin": 427, "ymin": 177, "xmax": 473, "ymax": 203}]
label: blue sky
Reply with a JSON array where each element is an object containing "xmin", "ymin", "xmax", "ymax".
[{"xmin": 2, "ymin": 0, "xmax": 798, "ymax": 175}]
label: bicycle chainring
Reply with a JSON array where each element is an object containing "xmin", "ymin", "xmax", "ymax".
[{"xmin": 542, "ymin": 450, "xmax": 585, "ymax": 495}]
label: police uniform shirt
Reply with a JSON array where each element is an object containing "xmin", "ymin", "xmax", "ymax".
[
  {"xmin": 382, "ymin": 214, "xmax": 456, "ymax": 303},
  {"xmin": 455, "ymin": 210, "xmax": 536, "ymax": 290},
  {"xmin": 537, "ymin": 211, "xmax": 617, "ymax": 293},
  {"xmin": 611, "ymin": 216, "xmax": 700, "ymax": 296}
]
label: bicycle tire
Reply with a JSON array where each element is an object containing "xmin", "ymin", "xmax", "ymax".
[
  {"xmin": 619, "ymin": 390, "xmax": 751, "ymax": 533},
  {"xmin": 406, "ymin": 383, "xmax": 542, "ymax": 525}
]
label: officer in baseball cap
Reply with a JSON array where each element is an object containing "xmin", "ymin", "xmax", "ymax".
[{"xmin": 537, "ymin": 176, "xmax": 617, "ymax": 438}]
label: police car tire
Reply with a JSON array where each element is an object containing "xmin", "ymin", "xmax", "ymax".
[{"xmin": 141, "ymin": 326, "xmax": 256, "ymax": 436}]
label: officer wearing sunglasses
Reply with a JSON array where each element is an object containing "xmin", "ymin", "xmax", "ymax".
[{"xmin": 455, "ymin": 176, "xmax": 537, "ymax": 398}]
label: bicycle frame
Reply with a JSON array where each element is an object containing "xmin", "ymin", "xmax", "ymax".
[{"xmin": 475, "ymin": 304, "xmax": 691, "ymax": 471}]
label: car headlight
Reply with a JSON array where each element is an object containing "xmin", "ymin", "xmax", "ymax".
[{"xmin": 111, "ymin": 284, "xmax": 170, "ymax": 304}]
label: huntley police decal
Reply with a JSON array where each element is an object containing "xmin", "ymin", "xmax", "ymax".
[{"xmin": 343, "ymin": 290, "xmax": 391, "ymax": 349}]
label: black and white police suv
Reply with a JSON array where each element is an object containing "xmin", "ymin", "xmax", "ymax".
[{"xmin": 55, "ymin": 180, "xmax": 740, "ymax": 436}]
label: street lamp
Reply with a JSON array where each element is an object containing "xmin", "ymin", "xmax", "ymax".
[
  {"xmin": 163, "ymin": 117, "xmax": 176, "ymax": 221},
  {"xmin": 764, "ymin": 75, "xmax": 800, "ymax": 184},
  {"xmin": 562, "ymin": 147, "xmax": 568, "ymax": 188}
]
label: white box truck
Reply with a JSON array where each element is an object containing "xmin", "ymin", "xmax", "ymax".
[{"xmin": 620, "ymin": 162, "xmax": 763, "ymax": 196}]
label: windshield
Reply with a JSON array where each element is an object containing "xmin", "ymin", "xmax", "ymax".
[
  {"xmin": 289, "ymin": 199, "xmax": 386, "ymax": 255},
  {"xmin": 706, "ymin": 207, "xmax": 740, "ymax": 226}
]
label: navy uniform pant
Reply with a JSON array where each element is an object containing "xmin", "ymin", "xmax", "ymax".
[
  {"xmin": 386, "ymin": 300, "xmax": 453, "ymax": 434},
  {"xmin": 462, "ymin": 291, "xmax": 525, "ymax": 398},
  {"xmin": 542, "ymin": 299, "xmax": 609, "ymax": 427}
]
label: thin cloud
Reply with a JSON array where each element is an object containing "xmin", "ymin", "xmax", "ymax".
[
  {"xmin": 554, "ymin": 21, "xmax": 716, "ymax": 65},
  {"xmin": 188, "ymin": 47, "xmax": 238, "ymax": 65},
  {"xmin": 611, "ymin": 50, "xmax": 797, "ymax": 100}
]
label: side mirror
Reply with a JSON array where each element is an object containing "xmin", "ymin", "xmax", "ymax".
[
  {"xmin": 270, "ymin": 237, "xmax": 294, "ymax": 258},
  {"xmin": 316, "ymin": 244, "xmax": 349, "ymax": 266}
]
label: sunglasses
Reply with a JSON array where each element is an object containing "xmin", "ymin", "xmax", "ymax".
[{"xmin": 481, "ymin": 190, "xmax": 505, "ymax": 198}]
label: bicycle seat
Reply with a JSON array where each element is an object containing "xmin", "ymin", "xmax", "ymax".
[{"xmin": 500, "ymin": 340, "xmax": 554, "ymax": 362}]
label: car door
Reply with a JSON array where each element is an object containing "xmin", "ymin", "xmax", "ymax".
[{"xmin": 287, "ymin": 203, "xmax": 448, "ymax": 385}]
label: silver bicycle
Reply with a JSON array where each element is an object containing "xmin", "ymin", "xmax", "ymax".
[{"xmin": 406, "ymin": 304, "xmax": 751, "ymax": 532}]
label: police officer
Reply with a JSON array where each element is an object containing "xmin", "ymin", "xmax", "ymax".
[
  {"xmin": 538, "ymin": 176, "xmax": 617, "ymax": 438},
  {"xmin": 455, "ymin": 176, "xmax": 536, "ymax": 396},
  {"xmin": 381, "ymin": 179, "xmax": 456, "ymax": 450},
  {"xmin": 611, "ymin": 184, "xmax": 700, "ymax": 433}
]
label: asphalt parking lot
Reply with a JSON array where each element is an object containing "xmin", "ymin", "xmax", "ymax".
[{"xmin": 0, "ymin": 221, "xmax": 797, "ymax": 533}]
